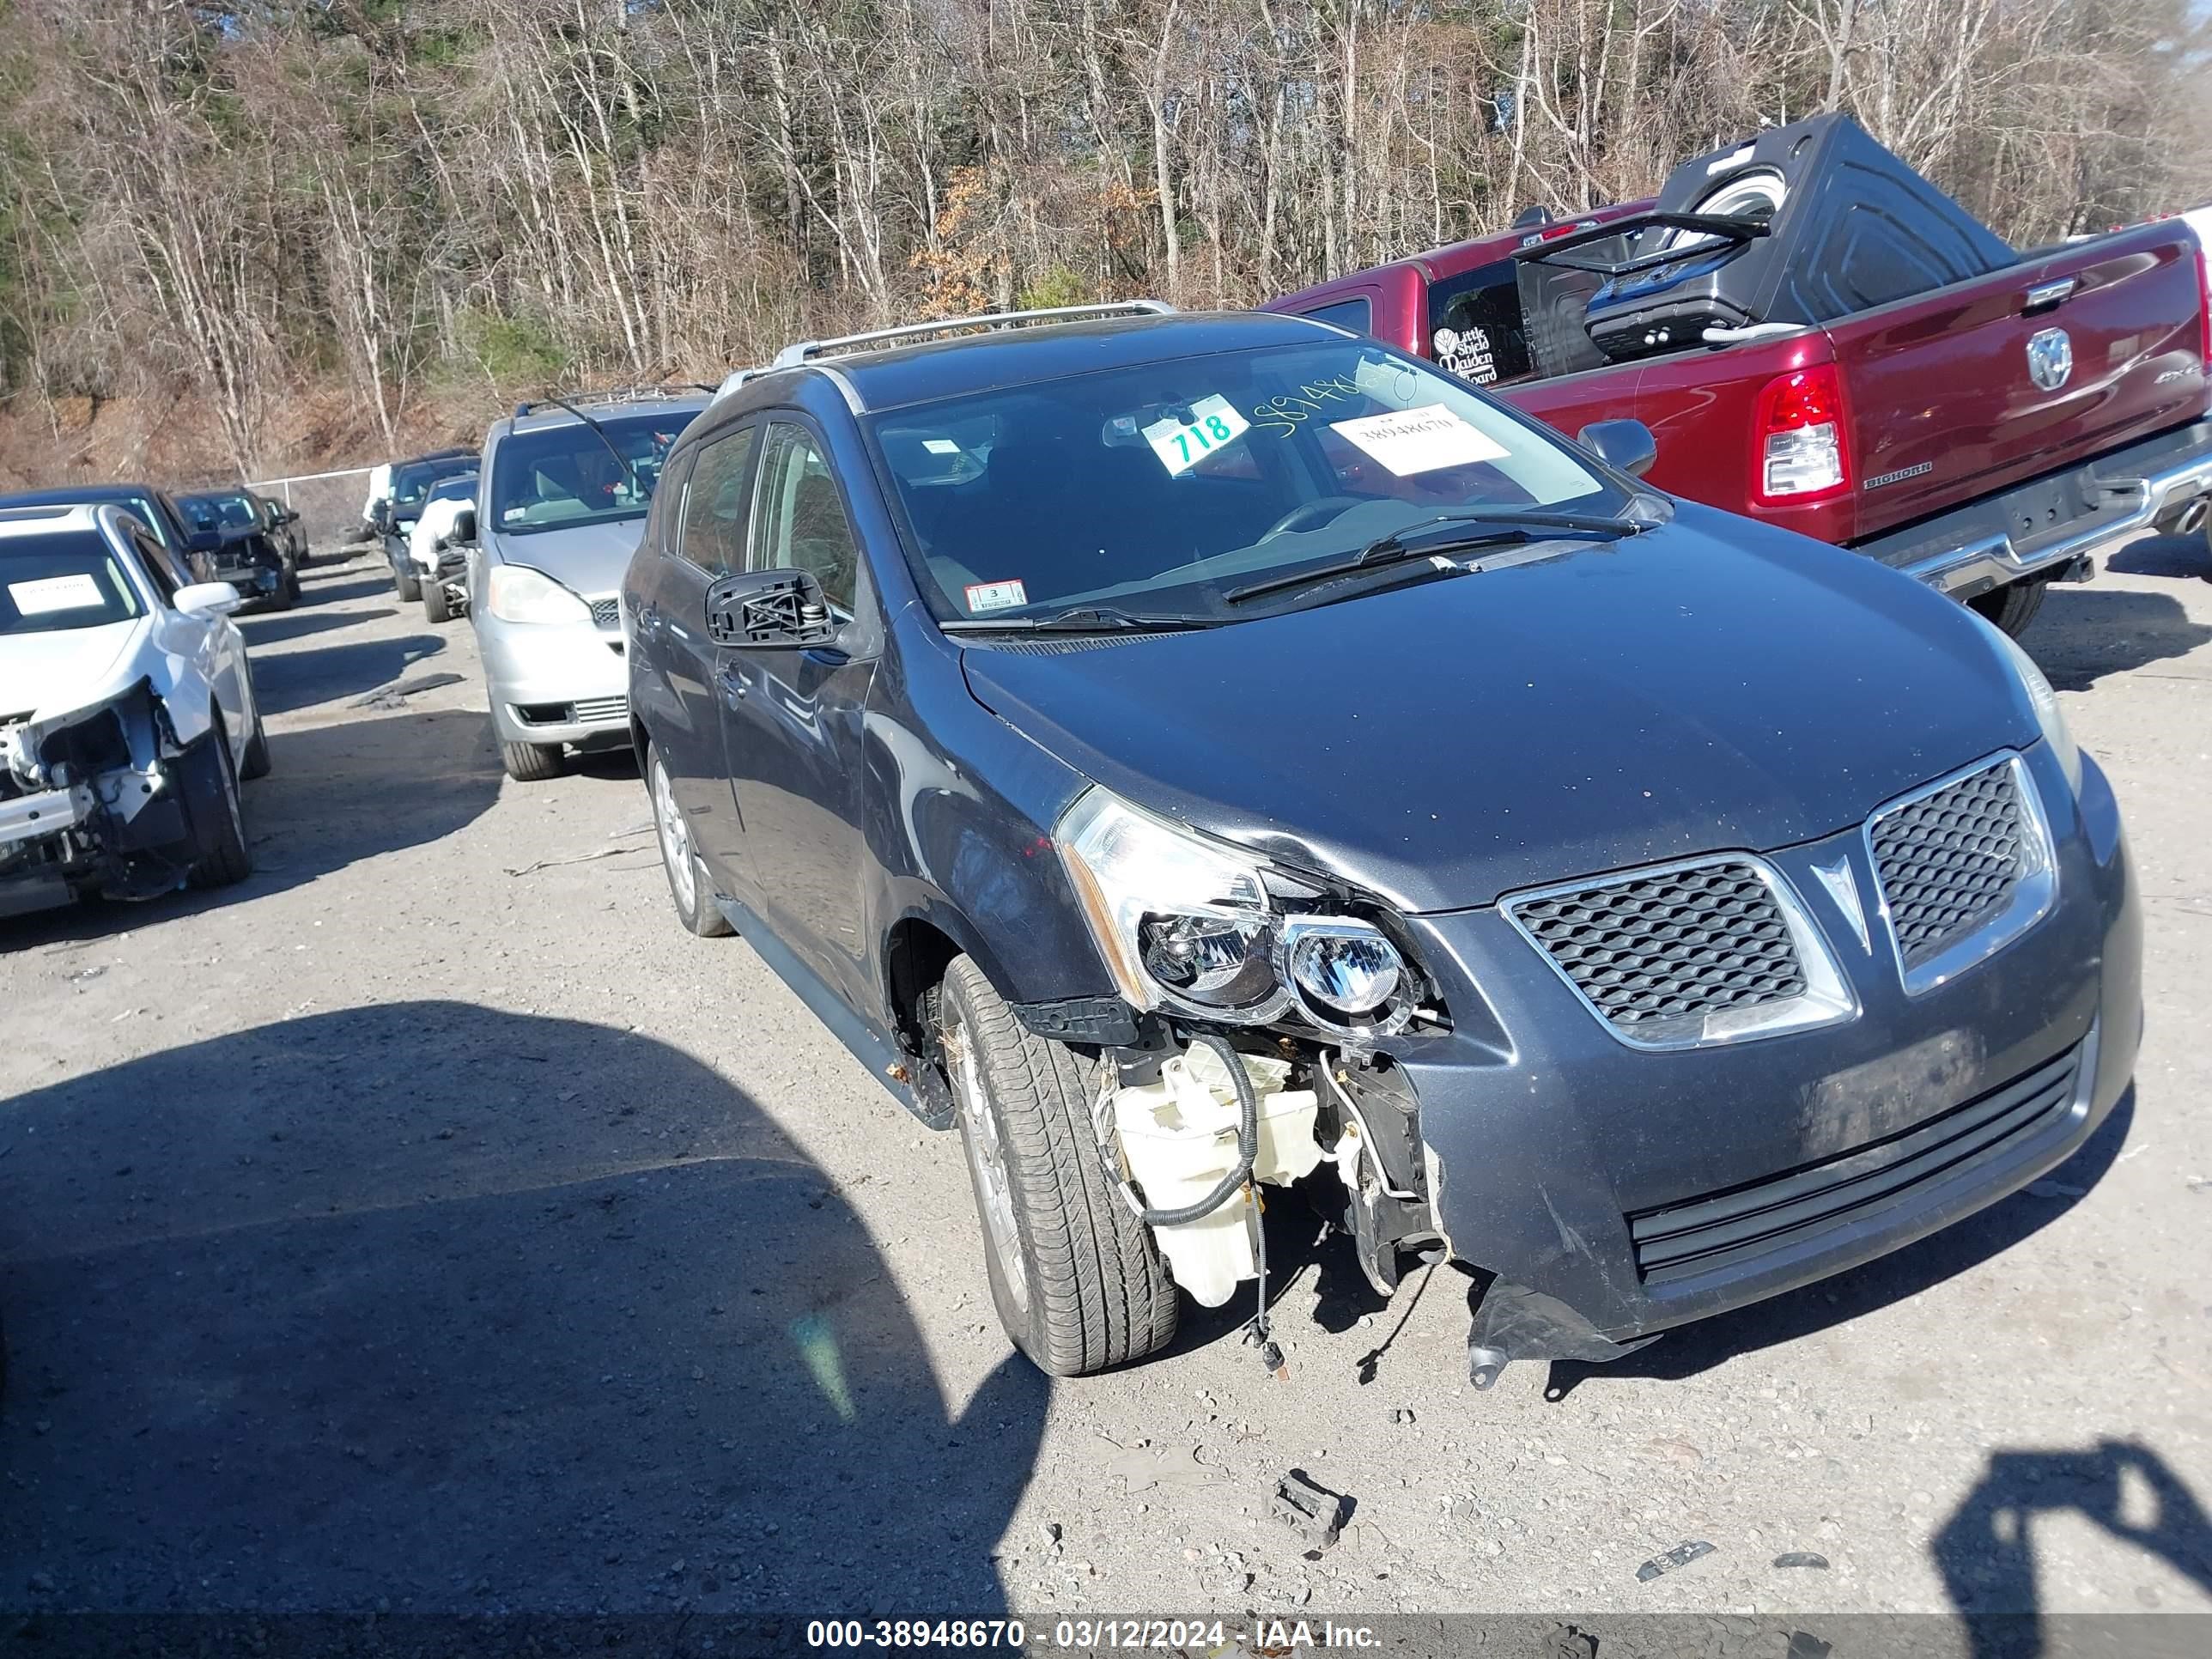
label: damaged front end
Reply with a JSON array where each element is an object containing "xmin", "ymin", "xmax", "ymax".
[
  {"xmin": 0, "ymin": 679, "xmax": 199, "ymax": 915},
  {"xmin": 1027, "ymin": 786, "xmax": 1459, "ymax": 1367}
]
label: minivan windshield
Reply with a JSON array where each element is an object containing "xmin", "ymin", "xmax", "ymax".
[
  {"xmin": 488, "ymin": 411, "xmax": 689, "ymax": 536},
  {"xmin": 2, "ymin": 531, "xmax": 144, "ymax": 636},
  {"xmin": 869, "ymin": 340, "xmax": 1632, "ymax": 624}
]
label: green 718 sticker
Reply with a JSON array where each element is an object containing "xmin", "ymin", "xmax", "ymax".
[{"xmin": 1142, "ymin": 394, "xmax": 1250, "ymax": 476}]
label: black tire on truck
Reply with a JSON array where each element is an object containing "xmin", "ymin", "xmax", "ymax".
[
  {"xmin": 184, "ymin": 713, "xmax": 254, "ymax": 888},
  {"xmin": 423, "ymin": 578, "xmax": 450, "ymax": 624},
  {"xmin": 394, "ymin": 559, "xmax": 421, "ymax": 603},
  {"xmin": 1969, "ymin": 574, "xmax": 2050, "ymax": 639},
  {"xmin": 936, "ymin": 955, "xmax": 1178, "ymax": 1376}
]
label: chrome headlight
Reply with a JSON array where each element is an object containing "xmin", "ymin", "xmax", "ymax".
[
  {"xmin": 484, "ymin": 563, "xmax": 590, "ymax": 626},
  {"xmin": 1978, "ymin": 613, "xmax": 2081, "ymax": 794},
  {"xmin": 1056, "ymin": 787, "xmax": 1413, "ymax": 1033}
]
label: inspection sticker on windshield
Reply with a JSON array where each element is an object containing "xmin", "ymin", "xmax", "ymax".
[
  {"xmin": 1329, "ymin": 404, "xmax": 1509, "ymax": 476},
  {"xmin": 1142, "ymin": 394, "xmax": 1249, "ymax": 477},
  {"xmin": 8, "ymin": 574, "xmax": 104, "ymax": 616},
  {"xmin": 964, "ymin": 579, "xmax": 1028, "ymax": 613}
]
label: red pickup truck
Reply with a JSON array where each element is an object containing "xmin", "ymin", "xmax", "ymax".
[{"xmin": 1268, "ymin": 124, "xmax": 2212, "ymax": 636}]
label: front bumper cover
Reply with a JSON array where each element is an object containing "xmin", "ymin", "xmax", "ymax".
[{"xmin": 1384, "ymin": 744, "xmax": 2139, "ymax": 1380}]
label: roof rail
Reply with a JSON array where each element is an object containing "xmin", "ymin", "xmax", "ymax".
[
  {"xmin": 513, "ymin": 383, "xmax": 717, "ymax": 419},
  {"xmin": 769, "ymin": 301, "xmax": 1176, "ymax": 369}
]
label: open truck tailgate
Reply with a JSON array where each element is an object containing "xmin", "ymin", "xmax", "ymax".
[{"xmin": 1832, "ymin": 221, "xmax": 2209, "ymax": 542}]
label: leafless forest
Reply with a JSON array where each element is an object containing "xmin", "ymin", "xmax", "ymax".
[{"xmin": 0, "ymin": 0, "xmax": 2205, "ymax": 476}]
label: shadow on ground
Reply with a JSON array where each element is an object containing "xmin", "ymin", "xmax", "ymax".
[
  {"xmin": 1934, "ymin": 1439, "xmax": 2212, "ymax": 1658},
  {"xmin": 2025, "ymin": 580, "xmax": 2212, "ymax": 692},
  {"xmin": 1538, "ymin": 1087, "xmax": 2134, "ymax": 1400},
  {"xmin": 239, "ymin": 607, "xmax": 398, "ymax": 647},
  {"xmin": 0, "ymin": 1004, "xmax": 1045, "ymax": 1615}
]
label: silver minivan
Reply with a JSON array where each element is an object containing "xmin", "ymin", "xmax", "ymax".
[{"xmin": 455, "ymin": 391, "xmax": 708, "ymax": 781}]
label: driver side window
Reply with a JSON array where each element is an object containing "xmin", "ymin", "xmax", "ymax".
[{"xmin": 750, "ymin": 422, "xmax": 859, "ymax": 615}]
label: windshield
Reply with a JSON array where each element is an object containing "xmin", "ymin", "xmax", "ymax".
[
  {"xmin": 392, "ymin": 459, "xmax": 475, "ymax": 515},
  {"xmin": 2, "ymin": 531, "xmax": 143, "ymax": 636},
  {"xmin": 428, "ymin": 477, "xmax": 477, "ymax": 505},
  {"xmin": 869, "ymin": 340, "xmax": 1627, "ymax": 623},
  {"xmin": 488, "ymin": 411, "xmax": 689, "ymax": 536},
  {"xmin": 184, "ymin": 495, "xmax": 256, "ymax": 530}
]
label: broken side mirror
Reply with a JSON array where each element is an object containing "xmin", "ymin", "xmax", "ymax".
[
  {"xmin": 706, "ymin": 568, "xmax": 834, "ymax": 648},
  {"xmin": 1577, "ymin": 418, "xmax": 1657, "ymax": 479}
]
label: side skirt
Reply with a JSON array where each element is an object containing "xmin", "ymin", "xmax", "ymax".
[{"xmin": 714, "ymin": 895, "xmax": 926, "ymax": 1120}]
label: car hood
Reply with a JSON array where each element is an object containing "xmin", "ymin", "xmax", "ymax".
[
  {"xmin": 487, "ymin": 520, "xmax": 647, "ymax": 599},
  {"xmin": 0, "ymin": 619, "xmax": 152, "ymax": 725},
  {"xmin": 957, "ymin": 505, "xmax": 2040, "ymax": 914}
]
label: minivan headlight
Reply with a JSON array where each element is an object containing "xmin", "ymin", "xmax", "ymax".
[
  {"xmin": 1056, "ymin": 787, "xmax": 1413, "ymax": 1033},
  {"xmin": 1979, "ymin": 614, "xmax": 2081, "ymax": 794},
  {"xmin": 485, "ymin": 563, "xmax": 589, "ymax": 626}
]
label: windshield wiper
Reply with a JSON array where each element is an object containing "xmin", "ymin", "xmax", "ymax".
[
  {"xmin": 940, "ymin": 605, "xmax": 1215, "ymax": 635},
  {"xmin": 1224, "ymin": 510, "xmax": 1644, "ymax": 605},
  {"xmin": 542, "ymin": 395, "xmax": 642, "ymax": 496}
]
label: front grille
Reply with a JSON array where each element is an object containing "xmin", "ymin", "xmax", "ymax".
[
  {"xmin": 1869, "ymin": 758, "xmax": 2026, "ymax": 970},
  {"xmin": 1506, "ymin": 860, "xmax": 1808, "ymax": 1039},
  {"xmin": 589, "ymin": 599, "xmax": 620, "ymax": 629},
  {"xmin": 1627, "ymin": 1040, "xmax": 2084, "ymax": 1285},
  {"xmin": 515, "ymin": 695, "xmax": 626, "ymax": 727}
]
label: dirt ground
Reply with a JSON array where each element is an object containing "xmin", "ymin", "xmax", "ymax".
[{"xmin": 2, "ymin": 538, "xmax": 2209, "ymax": 1638}]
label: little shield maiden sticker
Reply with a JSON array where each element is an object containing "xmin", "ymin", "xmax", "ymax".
[
  {"xmin": 1142, "ymin": 394, "xmax": 1250, "ymax": 477},
  {"xmin": 8, "ymin": 574, "xmax": 105, "ymax": 615},
  {"xmin": 963, "ymin": 579, "xmax": 1028, "ymax": 613},
  {"xmin": 1329, "ymin": 404, "xmax": 1509, "ymax": 477}
]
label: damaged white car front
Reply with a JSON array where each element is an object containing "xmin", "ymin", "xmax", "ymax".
[{"xmin": 0, "ymin": 504, "xmax": 260, "ymax": 918}]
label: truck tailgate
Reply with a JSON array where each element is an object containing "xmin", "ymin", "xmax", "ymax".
[{"xmin": 1831, "ymin": 222, "xmax": 2207, "ymax": 542}]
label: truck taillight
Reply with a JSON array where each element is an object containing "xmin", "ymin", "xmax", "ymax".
[
  {"xmin": 2180, "ymin": 210, "xmax": 2212, "ymax": 396},
  {"xmin": 1752, "ymin": 364, "xmax": 1850, "ymax": 506}
]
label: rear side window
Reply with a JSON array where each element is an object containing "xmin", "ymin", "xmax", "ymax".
[
  {"xmin": 1300, "ymin": 296, "xmax": 1374, "ymax": 336},
  {"xmin": 1425, "ymin": 262, "xmax": 1534, "ymax": 386},
  {"xmin": 678, "ymin": 427, "xmax": 758, "ymax": 576}
]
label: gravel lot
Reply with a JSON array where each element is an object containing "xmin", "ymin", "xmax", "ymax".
[{"xmin": 2, "ymin": 539, "xmax": 2208, "ymax": 1635}]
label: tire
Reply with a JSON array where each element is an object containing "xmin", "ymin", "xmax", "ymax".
[
  {"xmin": 263, "ymin": 574, "xmax": 296, "ymax": 612},
  {"xmin": 1969, "ymin": 575, "xmax": 2049, "ymax": 639},
  {"xmin": 647, "ymin": 742, "xmax": 732, "ymax": 937},
  {"xmin": 938, "ymin": 955, "xmax": 1177, "ymax": 1376},
  {"xmin": 394, "ymin": 562, "xmax": 421, "ymax": 603},
  {"xmin": 285, "ymin": 567, "xmax": 303, "ymax": 603},
  {"xmin": 240, "ymin": 706, "xmax": 271, "ymax": 781},
  {"xmin": 185, "ymin": 714, "xmax": 253, "ymax": 888},
  {"xmin": 423, "ymin": 578, "xmax": 451, "ymax": 624},
  {"xmin": 500, "ymin": 736, "xmax": 565, "ymax": 782}
]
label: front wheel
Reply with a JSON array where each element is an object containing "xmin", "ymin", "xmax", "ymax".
[
  {"xmin": 394, "ymin": 562, "xmax": 421, "ymax": 603},
  {"xmin": 647, "ymin": 742, "xmax": 731, "ymax": 937},
  {"xmin": 499, "ymin": 734, "xmax": 564, "ymax": 781},
  {"xmin": 938, "ymin": 956, "xmax": 1177, "ymax": 1376},
  {"xmin": 423, "ymin": 578, "xmax": 451, "ymax": 624},
  {"xmin": 185, "ymin": 715, "xmax": 253, "ymax": 888}
]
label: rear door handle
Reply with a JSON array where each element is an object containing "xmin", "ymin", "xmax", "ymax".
[{"xmin": 2022, "ymin": 276, "xmax": 2076, "ymax": 315}]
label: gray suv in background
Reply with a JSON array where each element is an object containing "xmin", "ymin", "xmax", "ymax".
[{"xmin": 452, "ymin": 390, "xmax": 708, "ymax": 781}]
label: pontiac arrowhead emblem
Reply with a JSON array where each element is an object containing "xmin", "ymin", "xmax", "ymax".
[{"xmin": 1810, "ymin": 856, "xmax": 1870, "ymax": 952}]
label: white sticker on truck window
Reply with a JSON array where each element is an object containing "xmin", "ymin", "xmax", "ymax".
[
  {"xmin": 964, "ymin": 579, "xmax": 1028, "ymax": 613},
  {"xmin": 1328, "ymin": 404, "xmax": 1510, "ymax": 476},
  {"xmin": 8, "ymin": 574, "xmax": 105, "ymax": 615},
  {"xmin": 922, "ymin": 438, "xmax": 961, "ymax": 455},
  {"xmin": 1142, "ymin": 394, "xmax": 1250, "ymax": 477}
]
